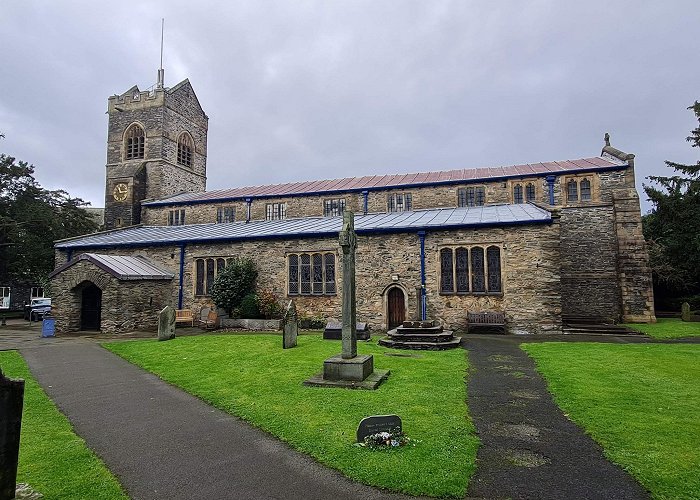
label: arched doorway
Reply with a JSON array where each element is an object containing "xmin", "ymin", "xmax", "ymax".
[
  {"xmin": 387, "ymin": 287, "xmax": 406, "ymax": 329},
  {"xmin": 81, "ymin": 283, "xmax": 102, "ymax": 330}
]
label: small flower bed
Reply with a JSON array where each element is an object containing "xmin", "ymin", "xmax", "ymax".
[{"xmin": 359, "ymin": 427, "xmax": 413, "ymax": 449}]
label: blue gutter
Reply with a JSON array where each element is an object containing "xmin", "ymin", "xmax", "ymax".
[
  {"xmin": 178, "ymin": 243, "xmax": 186, "ymax": 309},
  {"xmin": 546, "ymin": 175, "xmax": 556, "ymax": 205},
  {"xmin": 418, "ymin": 231, "xmax": 427, "ymax": 321},
  {"xmin": 143, "ymin": 164, "xmax": 629, "ymax": 207},
  {"xmin": 54, "ymin": 217, "xmax": 553, "ymax": 251},
  {"xmin": 362, "ymin": 190, "xmax": 369, "ymax": 215}
]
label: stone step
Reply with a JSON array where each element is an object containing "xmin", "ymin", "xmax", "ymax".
[
  {"xmin": 386, "ymin": 331, "xmax": 456, "ymax": 343},
  {"xmin": 392, "ymin": 325, "xmax": 444, "ymax": 335},
  {"xmin": 378, "ymin": 338, "xmax": 462, "ymax": 350}
]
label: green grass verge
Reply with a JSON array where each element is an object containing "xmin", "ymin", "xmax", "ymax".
[
  {"xmin": 105, "ymin": 334, "xmax": 477, "ymax": 498},
  {"xmin": 622, "ymin": 317, "xmax": 700, "ymax": 339},
  {"xmin": 0, "ymin": 351, "xmax": 127, "ymax": 499},
  {"xmin": 521, "ymin": 343, "xmax": 700, "ymax": 500}
]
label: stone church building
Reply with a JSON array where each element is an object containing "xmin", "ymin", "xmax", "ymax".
[{"xmin": 49, "ymin": 78, "xmax": 655, "ymax": 334}]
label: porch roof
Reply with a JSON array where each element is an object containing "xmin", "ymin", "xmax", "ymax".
[{"xmin": 49, "ymin": 253, "xmax": 175, "ymax": 280}]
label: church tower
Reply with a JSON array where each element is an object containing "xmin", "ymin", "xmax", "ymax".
[{"xmin": 103, "ymin": 76, "xmax": 208, "ymax": 230}]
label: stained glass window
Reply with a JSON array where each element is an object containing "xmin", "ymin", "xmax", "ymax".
[
  {"xmin": 288, "ymin": 255, "xmax": 299, "ymax": 295},
  {"xmin": 487, "ymin": 246, "xmax": 502, "ymax": 293},
  {"xmin": 471, "ymin": 247, "xmax": 485, "ymax": 293},
  {"xmin": 580, "ymin": 178, "xmax": 591, "ymax": 201},
  {"xmin": 440, "ymin": 248, "xmax": 454, "ymax": 293},
  {"xmin": 205, "ymin": 258, "xmax": 215, "ymax": 295},
  {"xmin": 300, "ymin": 254, "xmax": 311, "ymax": 294},
  {"xmin": 195, "ymin": 259, "xmax": 205, "ymax": 296},
  {"xmin": 513, "ymin": 184, "xmax": 523, "ymax": 204},
  {"xmin": 324, "ymin": 253, "xmax": 336, "ymax": 294},
  {"xmin": 312, "ymin": 253, "xmax": 323, "ymax": 294},
  {"xmin": 456, "ymin": 247, "xmax": 469, "ymax": 293}
]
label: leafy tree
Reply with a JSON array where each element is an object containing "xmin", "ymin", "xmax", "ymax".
[
  {"xmin": 643, "ymin": 101, "xmax": 700, "ymax": 309},
  {"xmin": 0, "ymin": 150, "xmax": 98, "ymax": 288},
  {"xmin": 211, "ymin": 257, "xmax": 258, "ymax": 316}
]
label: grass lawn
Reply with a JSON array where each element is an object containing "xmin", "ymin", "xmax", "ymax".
[
  {"xmin": 0, "ymin": 351, "xmax": 127, "ymax": 499},
  {"xmin": 105, "ymin": 334, "xmax": 478, "ymax": 498},
  {"xmin": 623, "ymin": 317, "xmax": 700, "ymax": 339},
  {"xmin": 522, "ymin": 343, "xmax": 700, "ymax": 500}
]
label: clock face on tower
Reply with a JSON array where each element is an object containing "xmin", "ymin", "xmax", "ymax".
[{"xmin": 113, "ymin": 183, "xmax": 129, "ymax": 202}]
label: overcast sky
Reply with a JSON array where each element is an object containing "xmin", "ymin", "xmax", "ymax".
[{"xmin": 1, "ymin": 1, "xmax": 698, "ymax": 213}]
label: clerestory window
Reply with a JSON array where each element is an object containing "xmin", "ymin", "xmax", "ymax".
[
  {"xmin": 323, "ymin": 198, "xmax": 345, "ymax": 217},
  {"xmin": 457, "ymin": 186, "xmax": 485, "ymax": 207}
]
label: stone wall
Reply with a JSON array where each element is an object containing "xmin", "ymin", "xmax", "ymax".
[
  {"xmin": 59, "ymin": 218, "xmax": 561, "ymax": 334},
  {"xmin": 49, "ymin": 260, "xmax": 174, "ymax": 334},
  {"xmin": 559, "ymin": 205, "xmax": 622, "ymax": 322}
]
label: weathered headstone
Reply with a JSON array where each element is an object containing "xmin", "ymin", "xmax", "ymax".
[
  {"xmin": 681, "ymin": 302, "xmax": 691, "ymax": 322},
  {"xmin": 158, "ymin": 305, "xmax": 176, "ymax": 341},
  {"xmin": 0, "ymin": 369, "xmax": 25, "ymax": 500},
  {"xmin": 356, "ymin": 414, "xmax": 402, "ymax": 442},
  {"xmin": 283, "ymin": 300, "xmax": 298, "ymax": 349}
]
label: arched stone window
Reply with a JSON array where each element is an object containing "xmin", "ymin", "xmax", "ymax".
[
  {"xmin": 287, "ymin": 252, "xmax": 336, "ymax": 296},
  {"xmin": 567, "ymin": 179, "xmax": 578, "ymax": 202},
  {"xmin": 487, "ymin": 246, "xmax": 502, "ymax": 293},
  {"xmin": 580, "ymin": 178, "xmax": 592, "ymax": 201},
  {"xmin": 440, "ymin": 248, "xmax": 454, "ymax": 293},
  {"xmin": 455, "ymin": 247, "xmax": 469, "ymax": 293},
  {"xmin": 439, "ymin": 244, "xmax": 503, "ymax": 295},
  {"xmin": 124, "ymin": 124, "xmax": 145, "ymax": 160},
  {"xmin": 177, "ymin": 132, "xmax": 194, "ymax": 168},
  {"xmin": 471, "ymin": 247, "xmax": 485, "ymax": 293},
  {"xmin": 513, "ymin": 184, "xmax": 524, "ymax": 204}
]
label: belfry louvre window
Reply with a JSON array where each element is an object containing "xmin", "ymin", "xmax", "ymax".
[
  {"xmin": 194, "ymin": 257, "xmax": 230, "ymax": 296},
  {"xmin": 457, "ymin": 186, "xmax": 485, "ymax": 207},
  {"xmin": 177, "ymin": 133, "xmax": 194, "ymax": 168},
  {"xmin": 168, "ymin": 209, "xmax": 185, "ymax": 226},
  {"xmin": 288, "ymin": 252, "xmax": 336, "ymax": 296},
  {"xmin": 216, "ymin": 207, "xmax": 235, "ymax": 223},
  {"xmin": 323, "ymin": 199, "xmax": 345, "ymax": 217},
  {"xmin": 266, "ymin": 203, "xmax": 287, "ymax": 221},
  {"xmin": 439, "ymin": 245, "xmax": 502, "ymax": 295},
  {"xmin": 125, "ymin": 124, "xmax": 145, "ymax": 160},
  {"xmin": 387, "ymin": 193, "xmax": 412, "ymax": 212}
]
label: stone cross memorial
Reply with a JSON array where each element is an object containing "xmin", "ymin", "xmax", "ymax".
[
  {"xmin": 304, "ymin": 211, "xmax": 389, "ymax": 389},
  {"xmin": 0, "ymin": 369, "xmax": 24, "ymax": 500},
  {"xmin": 283, "ymin": 300, "xmax": 298, "ymax": 349},
  {"xmin": 158, "ymin": 305, "xmax": 176, "ymax": 341}
]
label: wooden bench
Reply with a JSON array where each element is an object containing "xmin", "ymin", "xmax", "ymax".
[
  {"xmin": 467, "ymin": 311, "xmax": 506, "ymax": 334},
  {"xmin": 175, "ymin": 309, "xmax": 194, "ymax": 327}
]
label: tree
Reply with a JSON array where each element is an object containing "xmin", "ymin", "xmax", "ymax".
[
  {"xmin": 0, "ymin": 151, "xmax": 98, "ymax": 288},
  {"xmin": 643, "ymin": 101, "xmax": 700, "ymax": 309},
  {"xmin": 211, "ymin": 257, "xmax": 258, "ymax": 316}
]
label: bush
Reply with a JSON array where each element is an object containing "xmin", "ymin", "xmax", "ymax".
[
  {"xmin": 239, "ymin": 293, "xmax": 262, "ymax": 319},
  {"xmin": 211, "ymin": 258, "xmax": 257, "ymax": 316},
  {"xmin": 299, "ymin": 313, "xmax": 326, "ymax": 329},
  {"xmin": 257, "ymin": 289, "xmax": 284, "ymax": 319}
]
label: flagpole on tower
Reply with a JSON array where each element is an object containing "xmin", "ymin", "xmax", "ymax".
[{"xmin": 157, "ymin": 18, "xmax": 165, "ymax": 89}]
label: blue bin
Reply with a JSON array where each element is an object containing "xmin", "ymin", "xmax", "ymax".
[{"xmin": 41, "ymin": 318, "xmax": 56, "ymax": 337}]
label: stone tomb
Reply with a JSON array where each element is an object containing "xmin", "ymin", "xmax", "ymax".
[
  {"xmin": 356, "ymin": 414, "xmax": 402, "ymax": 442},
  {"xmin": 323, "ymin": 320, "xmax": 370, "ymax": 341}
]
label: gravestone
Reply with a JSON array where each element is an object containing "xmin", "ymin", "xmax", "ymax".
[
  {"xmin": 283, "ymin": 300, "xmax": 298, "ymax": 349},
  {"xmin": 356, "ymin": 414, "xmax": 402, "ymax": 442},
  {"xmin": 158, "ymin": 305, "xmax": 176, "ymax": 341},
  {"xmin": 681, "ymin": 302, "xmax": 691, "ymax": 322},
  {"xmin": 0, "ymin": 369, "xmax": 25, "ymax": 500}
]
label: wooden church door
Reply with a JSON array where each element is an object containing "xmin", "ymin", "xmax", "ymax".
[{"xmin": 388, "ymin": 287, "xmax": 405, "ymax": 329}]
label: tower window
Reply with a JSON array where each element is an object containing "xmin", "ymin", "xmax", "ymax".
[
  {"xmin": 177, "ymin": 133, "xmax": 194, "ymax": 168},
  {"xmin": 125, "ymin": 124, "xmax": 145, "ymax": 160}
]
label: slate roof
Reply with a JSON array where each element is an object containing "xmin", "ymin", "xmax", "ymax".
[
  {"xmin": 143, "ymin": 156, "xmax": 627, "ymax": 206},
  {"xmin": 55, "ymin": 204, "xmax": 552, "ymax": 250},
  {"xmin": 49, "ymin": 253, "xmax": 175, "ymax": 280}
]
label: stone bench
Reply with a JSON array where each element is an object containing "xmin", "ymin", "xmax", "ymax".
[{"xmin": 467, "ymin": 311, "xmax": 506, "ymax": 334}]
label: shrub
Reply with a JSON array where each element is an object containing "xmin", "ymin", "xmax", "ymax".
[
  {"xmin": 257, "ymin": 289, "xmax": 284, "ymax": 319},
  {"xmin": 239, "ymin": 293, "xmax": 262, "ymax": 319},
  {"xmin": 211, "ymin": 257, "xmax": 258, "ymax": 316}
]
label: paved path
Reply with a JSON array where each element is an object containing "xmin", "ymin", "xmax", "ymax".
[
  {"xmin": 20, "ymin": 343, "xmax": 420, "ymax": 500},
  {"xmin": 463, "ymin": 335, "xmax": 649, "ymax": 500}
]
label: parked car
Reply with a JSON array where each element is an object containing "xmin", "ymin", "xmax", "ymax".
[{"xmin": 24, "ymin": 298, "xmax": 52, "ymax": 321}]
